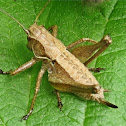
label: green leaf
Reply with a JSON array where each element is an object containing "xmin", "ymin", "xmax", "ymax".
[{"xmin": 0, "ymin": 0, "xmax": 125, "ymax": 126}]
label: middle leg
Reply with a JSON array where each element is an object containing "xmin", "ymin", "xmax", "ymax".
[{"xmin": 21, "ymin": 65, "xmax": 46, "ymax": 120}]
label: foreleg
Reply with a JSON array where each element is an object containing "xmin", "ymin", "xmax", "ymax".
[{"xmin": 0, "ymin": 57, "xmax": 38, "ymax": 75}]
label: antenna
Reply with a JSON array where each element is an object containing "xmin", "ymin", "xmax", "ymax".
[
  {"xmin": 34, "ymin": 0, "xmax": 50, "ymax": 24},
  {"xmin": 0, "ymin": 8, "xmax": 29, "ymax": 35}
]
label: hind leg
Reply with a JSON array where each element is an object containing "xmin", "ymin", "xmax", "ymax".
[{"xmin": 67, "ymin": 35, "xmax": 111, "ymax": 72}]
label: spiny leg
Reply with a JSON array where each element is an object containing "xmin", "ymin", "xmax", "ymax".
[
  {"xmin": 54, "ymin": 90, "xmax": 63, "ymax": 111},
  {"xmin": 67, "ymin": 38, "xmax": 100, "ymax": 63},
  {"xmin": 67, "ymin": 35, "xmax": 111, "ymax": 70},
  {"xmin": 21, "ymin": 65, "xmax": 46, "ymax": 121},
  {"xmin": 84, "ymin": 35, "xmax": 112, "ymax": 66},
  {"xmin": 0, "ymin": 57, "xmax": 38, "ymax": 76},
  {"xmin": 48, "ymin": 25, "xmax": 58, "ymax": 37},
  {"xmin": 67, "ymin": 35, "xmax": 111, "ymax": 64}
]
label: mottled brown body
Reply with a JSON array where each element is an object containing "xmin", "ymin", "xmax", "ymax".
[
  {"xmin": 27, "ymin": 23, "xmax": 117, "ymax": 107},
  {"xmin": 0, "ymin": 0, "xmax": 118, "ymax": 121},
  {"xmin": 28, "ymin": 24, "xmax": 100, "ymax": 93}
]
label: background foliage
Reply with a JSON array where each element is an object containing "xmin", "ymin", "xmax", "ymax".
[{"xmin": 0, "ymin": 0, "xmax": 125, "ymax": 126}]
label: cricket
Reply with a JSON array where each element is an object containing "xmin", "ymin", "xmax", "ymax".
[{"xmin": 0, "ymin": 0, "xmax": 118, "ymax": 121}]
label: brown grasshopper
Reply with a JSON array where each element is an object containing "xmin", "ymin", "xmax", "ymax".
[{"xmin": 0, "ymin": 0, "xmax": 118, "ymax": 121}]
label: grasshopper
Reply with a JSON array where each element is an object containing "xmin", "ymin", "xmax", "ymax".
[{"xmin": 0, "ymin": 0, "xmax": 118, "ymax": 121}]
